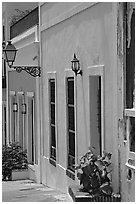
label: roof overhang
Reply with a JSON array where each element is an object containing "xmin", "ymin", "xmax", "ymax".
[{"xmin": 2, "ymin": 2, "xmax": 38, "ymax": 24}]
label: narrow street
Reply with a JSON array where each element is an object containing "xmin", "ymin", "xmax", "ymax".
[{"xmin": 2, "ymin": 179, "xmax": 73, "ymax": 202}]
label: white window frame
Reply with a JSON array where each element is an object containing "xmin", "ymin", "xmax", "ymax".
[
  {"xmin": 87, "ymin": 65, "xmax": 105, "ymax": 155},
  {"xmin": 47, "ymin": 72, "xmax": 58, "ymax": 166},
  {"xmin": 124, "ymin": 108, "xmax": 135, "ymax": 170},
  {"xmin": 124, "ymin": 4, "xmax": 135, "ymax": 171}
]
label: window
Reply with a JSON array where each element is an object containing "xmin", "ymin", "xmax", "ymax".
[
  {"xmin": 125, "ymin": 109, "xmax": 135, "ymax": 168},
  {"xmin": 126, "ymin": 4, "xmax": 135, "ymax": 109},
  {"xmin": 129, "ymin": 117, "xmax": 135, "ymax": 153},
  {"xmin": 3, "ymin": 25, "xmax": 5, "ymax": 41},
  {"xmin": 49, "ymin": 79, "xmax": 56, "ymax": 163},
  {"xmin": 87, "ymin": 65, "xmax": 104, "ymax": 156},
  {"xmin": 89, "ymin": 76, "xmax": 102, "ymax": 156},
  {"xmin": 67, "ymin": 77, "xmax": 75, "ymax": 173},
  {"xmin": 124, "ymin": 3, "xmax": 135, "ymax": 168}
]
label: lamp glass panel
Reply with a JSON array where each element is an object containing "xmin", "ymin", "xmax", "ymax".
[
  {"xmin": 5, "ymin": 50, "xmax": 16, "ymax": 62},
  {"xmin": 13, "ymin": 103, "xmax": 18, "ymax": 112},
  {"xmin": 75, "ymin": 62, "xmax": 79, "ymax": 71},
  {"xmin": 72, "ymin": 61, "xmax": 79, "ymax": 72},
  {"xmin": 22, "ymin": 104, "xmax": 26, "ymax": 114}
]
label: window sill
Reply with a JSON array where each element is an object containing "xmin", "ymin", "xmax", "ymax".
[
  {"xmin": 125, "ymin": 162, "xmax": 135, "ymax": 170},
  {"xmin": 124, "ymin": 108, "xmax": 135, "ymax": 117},
  {"xmin": 66, "ymin": 169, "xmax": 75, "ymax": 180},
  {"xmin": 49, "ymin": 157, "xmax": 56, "ymax": 167}
]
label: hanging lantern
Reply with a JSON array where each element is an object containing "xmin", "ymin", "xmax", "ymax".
[{"xmin": 3, "ymin": 41, "xmax": 17, "ymax": 68}]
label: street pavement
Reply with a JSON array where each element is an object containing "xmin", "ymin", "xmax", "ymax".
[{"xmin": 2, "ymin": 179, "xmax": 73, "ymax": 202}]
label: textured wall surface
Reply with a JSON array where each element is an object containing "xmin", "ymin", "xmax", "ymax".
[{"xmin": 40, "ymin": 2, "xmax": 119, "ymax": 194}]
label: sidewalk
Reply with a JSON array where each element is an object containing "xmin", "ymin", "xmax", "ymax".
[{"xmin": 2, "ymin": 179, "xmax": 73, "ymax": 202}]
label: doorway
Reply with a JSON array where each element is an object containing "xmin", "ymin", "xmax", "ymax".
[
  {"xmin": 88, "ymin": 65, "xmax": 104, "ymax": 156},
  {"xmin": 2, "ymin": 104, "xmax": 7, "ymax": 146},
  {"xmin": 89, "ymin": 76, "xmax": 102, "ymax": 155},
  {"xmin": 17, "ymin": 93, "xmax": 24, "ymax": 147},
  {"xmin": 27, "ymin": 93, "xmax": 35, "ymax": 164}
]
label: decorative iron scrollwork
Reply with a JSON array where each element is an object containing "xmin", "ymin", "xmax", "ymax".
[{"xmin": 13, "ymin": 66, "xmax": 41, "ymax": 77}]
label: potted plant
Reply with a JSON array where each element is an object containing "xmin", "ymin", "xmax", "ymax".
[
  {"xmin": 75, "ymin": 147, "xmax": 113, "ymax": 197},
  {"xmin": 2, "ymin": 142, "xmax": 28, "ymax": 181}
]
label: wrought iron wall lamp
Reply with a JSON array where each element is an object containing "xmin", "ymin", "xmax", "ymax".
[
  {"xmin": 3, "ymin": 41, "xmax": 41, "ymax": 77},
  {"xmin": 71, "ymin": 53, "xmax": 82, "ymax": 76},
  {"xmin": 13, "ymin": 102, "xmax": 18, "ymax": 112},
  {"xmin": 22, "ymin": 103, "xmax": 26, "ymax": 114}
]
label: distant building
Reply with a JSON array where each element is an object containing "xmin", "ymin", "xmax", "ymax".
[{"xmin": 2, "ymin": 2, "xmax": 135, "ymax": 202}]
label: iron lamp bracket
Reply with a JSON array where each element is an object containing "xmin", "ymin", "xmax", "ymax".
[
  {"xmin": 12, "ymin": 66, "xmax": 41, "ymax": 77},
  {"xmin": 75, "ymin": 70, "xmax": 82, "ymax": 76}
]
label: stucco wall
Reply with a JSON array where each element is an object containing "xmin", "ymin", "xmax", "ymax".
[
  {"xmin": 8, "ymin": 70, "xmax": 36, "ymax": 92},
  {"xmin": 41, "ymin": 2, "xmax": 80, "ymax": 26},
  {"xmin": 40, "ymin": 2, "xmax": 119, "ymax": 193}
]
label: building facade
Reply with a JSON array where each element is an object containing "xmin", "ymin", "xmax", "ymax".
[
  {"xmin": 2, "ymin": 3, "xmax": 41, "ymax": 182},
  {"xmin": 2, "ymin": 2, "xmax": 135, "ymax": 202}
]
